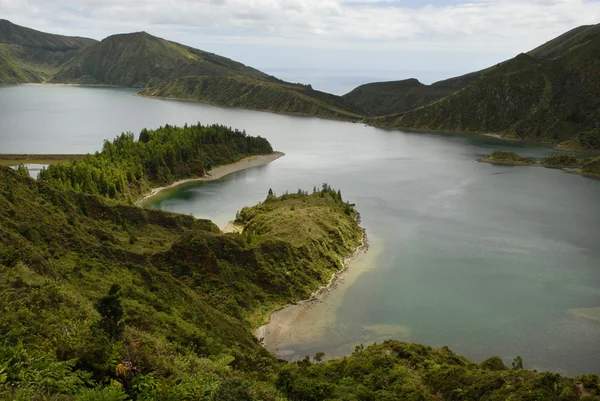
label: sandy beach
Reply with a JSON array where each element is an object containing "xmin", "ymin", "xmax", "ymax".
[
  {"xmin": 136, "ymin": 152, "xmax": 284, "ymax": 207},
  {"xmin": 256, "ymin": 230, "xmax": 378, "ymax": 358}
]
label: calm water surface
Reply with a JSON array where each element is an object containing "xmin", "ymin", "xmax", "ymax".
[{"xmin": 1, "ymin": 85, "xmax": 599, "ymax": 375}]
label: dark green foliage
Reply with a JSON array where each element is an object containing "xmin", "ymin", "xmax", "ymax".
[
  {"xmin": 94, "ymin": 284, "xmax": 125, "ymax": 341},
  {"xmin": 512, "ymin": 355, "xmax": 524, "ymax": 370},
  {"xmin": 140, "ymin": 75, "xmax": 363, "ymax": 121},
  {"xmin": 39, "ymin": 123, "xmax": 273, "ymax": 200},
  {"xmin": 75, "ymin": 386, "xmax": 129, "ymax": 401},
  {"xmin": 15, "ymin": 163, "xmax": 30, "ymax": 179},
  {"xmin": 581, "ymin": 156, "xmax": 600, "ymax": 176},
  {"xmin": 213, "ymin": 379, "xmax": 253, "ymax": 401},
  {"xmin": 481, "ymin": 356, "xmax": 508, "ymax": 371},
  {"xmin": 275, "ymin": 341, "xmax": 596, "ymax": 401},
  {"xmin": 0, "ymin": 245, "xmax": 19, "ymax": 267},
  {"xmin": 544, "ymin": 154, "xmax": 580, "ymax": 167},
  {"xmin": 369, "ymin": 24, "xmax": 600, "ymax": 149},
  {"xmin": 481, "ymin": 151, "xmax": 536, "ymax": 165},
  {"xmin": 342, "ymin": 78, "xmax": 458, "ymax": 116}
]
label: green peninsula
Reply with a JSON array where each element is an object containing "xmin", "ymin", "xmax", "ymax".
[
  {"xmin": 480, "ymin": 151, "xmax": 600, "ymax": 178},
  {"xmin": 38, "ymin": 123, "xmax": 274, "ymax": 202}
]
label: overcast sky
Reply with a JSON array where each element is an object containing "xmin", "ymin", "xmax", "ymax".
[{"xmin": 2, "ymin": 0, "xmax": 599, "ymax": 93}]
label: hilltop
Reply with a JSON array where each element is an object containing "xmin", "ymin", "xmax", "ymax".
[
  {"xmin": 342, "ymin": 77, "xmax": 470, "ymax": 117},
  {"xmin": 0, "ymin": 19, "xmax": 96, "ymax": 83},
  {"xmin": 50, "ymin": 31, "xmax": 276, "ymax": 87},
  {"xmin": 363, "ymin": 24, "xmax": 600, "ymax": 149}
]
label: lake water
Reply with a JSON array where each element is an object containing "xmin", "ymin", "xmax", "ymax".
[{"xmin": 1, "ymin": 84, "xmax": 599, "ymax": 375}]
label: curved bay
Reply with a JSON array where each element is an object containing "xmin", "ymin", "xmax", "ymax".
[{"xmin": 2, "ymin": 84, "xmax": 599, "ymax": 375}]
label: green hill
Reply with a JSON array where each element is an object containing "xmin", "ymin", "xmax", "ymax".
[
  {"xmin": 368, "ymin": 24, "xmax": 600, "ymax": 149},
  {"xmin": 0, "ymin": 19, "xmax": 96, "ymax": 83},
  {"xmin": 480, "ymin": 150, "xmax": 537, "ymax": 165},
  {"xmin": 342, "ymin": 78, "xmax": 455, "ymax": 117},
  {"xmin": 140, "ymin": 75, "xmax": 363, "ymax": 120},
  {"xmin": 50, "ymin": 31, "xmax": 276, "ymax": 87},
  {"xmin": 2, "ymin": 163, "xmax": 600, "ymax": 399}
]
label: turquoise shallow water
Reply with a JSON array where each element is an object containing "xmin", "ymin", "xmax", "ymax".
[{"xmin": 1, "ymin": 85, "xmax": 599, "ymax": 375}]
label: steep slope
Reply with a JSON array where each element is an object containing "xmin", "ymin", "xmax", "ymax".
[
  {"xmin": 528, "ymin": 24, "xmax": 600, "ymax": 60},
  {"xmin": 50, "ymin": 31, "xmax": 277, "ymax": 87},
  {"xmin": 370, "ymin": 24, "xmax": 600, "ymax": 149},
  {"xmin": 139, "ymin": 75, "xmax": 364, "ymax": 120},
  {"xmin": 342, "ymin": 78, "xmax": 457, "ymax": 116},
  {"xmin": 342, "ymin": 66, "xmax": 486, "ymax": 117},
  {"xmin": 0, "ymin": 19, "xmax": 96, "ymax": 83}
]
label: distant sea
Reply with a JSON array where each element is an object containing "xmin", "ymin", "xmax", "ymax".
[{"xmin": 260, "ymin": 68, "xmax": 458, "ymax": 95}]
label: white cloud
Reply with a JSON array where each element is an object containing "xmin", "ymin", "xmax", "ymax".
[
  {"xmin": 2, "ymin": 0, "xmax": 597, "ymax": 52},
  {"xmin": 1, "ymin": 0, "xmax": 599, "ymax": 89}
]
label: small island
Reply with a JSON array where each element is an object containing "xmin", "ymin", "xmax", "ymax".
[
  {"xmin": 480, "ymin": 150, "xmax": 600, "ymax": 178},
  {"xmin": 480, "ymin": 150, "xmax": 537, "ymax": 165}
]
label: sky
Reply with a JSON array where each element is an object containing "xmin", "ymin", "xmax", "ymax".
[{"xmin": 2, "ymin": 0, "xmax": 600, "ymax": 94}]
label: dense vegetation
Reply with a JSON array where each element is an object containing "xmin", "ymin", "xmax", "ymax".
[
  {"xmin": 543, "ymin": 154, "xmax": 580, "ymax": 167},
  {"xmin": 582, "ymin": 156, "xmax": 600, "ymax": 177},
  {"xmin": 368, "ymin": 24, "xmax": 600, "ymax": 148},
  {"xmin": 479, "ymin": 151, "xmax": 600, "ymax": 177},
  {"xmin": 2, "ymin": 167, "xmax": 600, "ymax": 399},
  {"xmin": 342, "ymin": 78, "xmax": 459, "ymax": 117},
  {"xmin": 0, "ymin": 19, "xmax": 96, "ymax": 84},
  {"xmin": 49, "ymin": 32, "xmax": 275, "ymax": 88},
  {"xmin": 480, "ymin": 151, "xmax": 536, "ymax": 165},
  {"xmin": 37, "ymin": 123, "xmax": 273, "ymax": 201},
  {"xmin": 140, "ymin": 76, "xmax": 363, "ymax": 121}
]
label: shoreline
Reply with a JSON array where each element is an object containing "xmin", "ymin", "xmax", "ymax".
[
  {"xmin": 137, "ymin": 93, "xmax": 362, "ymax": 123},
  {"xmin": 256, "ymin": 226, "xmax": 369, "ymax": 353},
  {"xmin": 135, "ymin": 152, "xmax": 284, "ymax": 207}
]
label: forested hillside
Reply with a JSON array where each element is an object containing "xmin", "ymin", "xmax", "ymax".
[
  {"xmin": 1, "ymin": 166, "xmax": 599, "ymax": 399},
  {"xmin": 342, "ymin": 78, "xmax": 459, "ymax": 117},
  {"xmin": 0, "ymin": 19, "xmax": 96, "ymax": 84},
  {"xmin": 38, "ymin": 123, "xmax": 273, "ymax": 201},
  {"xmin": 49, "ymin": 31, "xmax": 276, "ymax": 87},
  {"xmin": 366, "ymin": 24, "xmax": 600, "ymax": 148},
  {"xmin": 139, "ymin": 76, "xmax": 363, "ymax": 121}
]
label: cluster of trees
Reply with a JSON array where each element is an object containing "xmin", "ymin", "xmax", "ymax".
[
  {"xmin": 264, "ymin": 184, "xmax": 355, "ymax": 216},
  {"xmin": 39, "ymin": 123, "xmax": 273, "ymax": 199}
]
